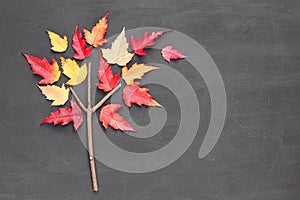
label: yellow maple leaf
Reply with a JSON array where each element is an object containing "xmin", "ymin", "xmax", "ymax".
[
  {"xmin": 38, "ymin": 84, "xmax": 69, "ymax": 106},
  {"xmin": 60, "ymin": 57, "xmax": 87, "ymax": 86},
  {"xmin": 101, "ymin": 27, "xmax": 133, "ymax": 66},
  {"xmin": 122, "ymin": 63, "xmax": 159, "ymax": 85},
  {"xmin": 46, "ymin": 30, "xmax": 68, "ymax": 52}
]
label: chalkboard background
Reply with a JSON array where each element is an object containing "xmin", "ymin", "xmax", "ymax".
[{"xmin": 0, "ymin": 0, "xmax": 299, "ymax": 199}]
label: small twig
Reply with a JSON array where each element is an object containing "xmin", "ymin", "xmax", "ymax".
[
  {"xmin": 91, "ymin": 83, "xmax": 122, "ymax": 113},
  {"xmin": 70, "ymin": 87, "xmax": 87, "ymax": 112}
]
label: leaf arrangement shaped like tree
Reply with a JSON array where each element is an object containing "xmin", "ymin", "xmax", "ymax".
[{"xmin": 23, "ymin": 13, "xmax": 186, "ymax": 192}]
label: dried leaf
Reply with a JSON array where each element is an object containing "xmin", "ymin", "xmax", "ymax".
[
  {"xmin": 38, "ymin": 84, "xmax": 70, "ymax": 106},
  {"xmin": 130, "ymin": 30, "xmax": 170, "ymax": 56},
  {"xmin": 40, "ymin": 100, "xmax": 83, "ymax": 131},
  {"xmin": 23, "ymin": 54, "xmax": 60, "ymax": 85},
  {"xmin": 72, "ymin": 25, "xmax": 92, "ymax": 60},
  {"xmin": 70, "ymin": 100, "xmax": 84, "ymax": 131},
  {"xmin": 122, "ymin": 82, "xmax": 161, "ymax": 107},
  {"xmin": 46, "ymin": 30, "xmax": 68, "ymax": 52},
  {"xmin": 122, "ymin": 63, "xmax": 159, "ymax": 85},
  {"xmin": 83, "ymin": 13, "xmax": 109, "ymax": 47},
  {"xmin": 101, "ymin": 27, "xmax": 133, "ymax": 66},
  {"xmin": 99, "ymin": 104, "xmax": 135, "ymax": 132},
  {"xmin": 161, "ymin": 45, "xmax": 186, "ymax": 62},
  {"xmin": 97, "ymin": 51, "xmax": 120, "ymax": 92},
  {"xmin": 60, "ymin": 57, "xmax": 87, "ymax": 86}
]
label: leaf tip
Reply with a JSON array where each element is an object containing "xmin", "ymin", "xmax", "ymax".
[
  {"xmin": 22, "ymin": 53, "xmax": 28, "ymax": 59},
  {"xmin": 125, "ymin": 127, "xmax": 136, "ymax": 132},
  {"xmin": 163, "ymin": 29, "xmax": 173, "ymax": 33},
  {"xmin": 104, "ymin": 12, "xmax": 109, "ymax": 18},
  {"xmin": 40, "ymin": 119, "xmax": 45, "ymax": 125},
  {"xmin": 36, "ymin": 84, "xmax": 42, "ymax": 90},
  {"xmin": 154, "ymin": 101, "xmax": 162, "ymax": 107}
]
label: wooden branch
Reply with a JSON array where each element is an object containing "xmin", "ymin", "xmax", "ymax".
[
  {"xmin": 72, "ymin": 62, "xmax": 121, "ymax": 192},
  {"xmin": 86, "ymin": 63, "xmax": 99, "ymax": 192},
  {"xmin": 91, "ymin": 83, "xmax": 122, "ymax": 113}
]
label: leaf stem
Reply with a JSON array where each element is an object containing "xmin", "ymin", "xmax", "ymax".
[
  {"xmin": 86, "ymin": 62, "xmax": 99, "ymax": 192},
  {"xmin": 70, "ymin": 87, "xmax": 87, "ymax": 112},
  {"xmin": 91, "ymin": 83, "xmax": 122, "ymax": 113}
]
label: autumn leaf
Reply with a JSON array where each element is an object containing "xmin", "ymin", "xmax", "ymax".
[
  {"xmin": 101, "ymin": 27, "xmax": 133, "ymax": 66},
  {"xmin": 97, "ymin": 51, "xmax": 120, "ymax": 92},
  {"xmin": 41, "ymin": 100, "xmax": 83, "ymax": 131},
  {"xmin": 130, "ymin": 30, "xmax": 170, "ymax": 56},
  {"xmin": 60, "ymin": 57, "xmax": 87, "ymax": 86},
  {"xmin": 38, "ymin": 84, "xmax": 70, "ymax": 106},
  {"xmin": 99, "ymin": 104, "xmax": 135, "ymax": 132},
  {"xmin": 122, "ymin": 82, "xmax": 161, "ymax": 107},
  {"xmin": 72, "ymin": 25, "xmax": 92, "ymax": 60},
  {"xmin": 122, "ymin": 63, "xmax": 159, "ymax": 85},
  {"xmin": 83, "ymin": 13, "xmax": 109, "ymax": 47},
  {"xmin": 23, "ymin": 54, "xmax": 60, "ymax": 85},
  {"xmin": 46, "ymin": 30, "xmax": 68, "ymax": 52},
  {"xmin": 161, "ymin": 45, "xmax": 187, "ymax": 62}
]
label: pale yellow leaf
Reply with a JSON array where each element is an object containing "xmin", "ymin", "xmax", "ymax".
[
  {"xmin": 47, "ymin": 30, "xmax": 68, "ymax": 52},
  {"xmin": 60, "ymin": 57, "xmax": 87, "ymax": 86},
  {"xmin": 101, "ymin": 27, "xmax": 133, "ymax": 66},
  {"xmin": 38, "ymin": 84, "xmax": 70, "ymax": 106},
  {"xmin": 122, "ymin": 63, "xmax": 159, "ymax": 85}
]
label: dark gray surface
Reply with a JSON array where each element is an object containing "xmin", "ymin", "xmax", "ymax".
[{"xmin": 0, "ymin": 0, "xmax": 300, "ymax": 199}]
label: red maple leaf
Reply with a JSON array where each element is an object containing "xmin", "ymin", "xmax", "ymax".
[
  {"xmin": 122, "ymin": 82, "xmax": 161, "ymax": 107},
  {"xmin": 72, "ymin": 25, "xmax": 92, "ymax": 60},
  {"xmin": 161, "ymin": 45, "xmax": 186, "ymax": 62},
  {"xmin": 23, "ymin": 54, "xmax": 60, "ymax": 85},
  {"xmin": 96, "ymin": 51, "xmax": 120, "ymax": 92},
  {"xmin": 41, "ymin": 100, "xmax": 83, "ymax": 131},
  {"xmin": 99, "ymin": 104, "xmax": 135, "ymax": 132},
  {"xmin": 130, "ymin": 30, "xmax": 170, "ymax": 56}
]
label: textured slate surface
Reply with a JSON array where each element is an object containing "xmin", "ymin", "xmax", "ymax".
[{"xmin": 0, "ymin": 0, "xmax": 299, "ymax": 199}]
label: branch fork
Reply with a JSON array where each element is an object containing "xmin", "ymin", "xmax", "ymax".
[{"xmin": 70, "ymin": 62, "xmax": 121, "ymax": 192}]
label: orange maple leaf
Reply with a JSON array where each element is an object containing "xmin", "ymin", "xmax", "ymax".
[{"xmin": 83, "ymin": 13, "xmax": 109, "ymax": 47}]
